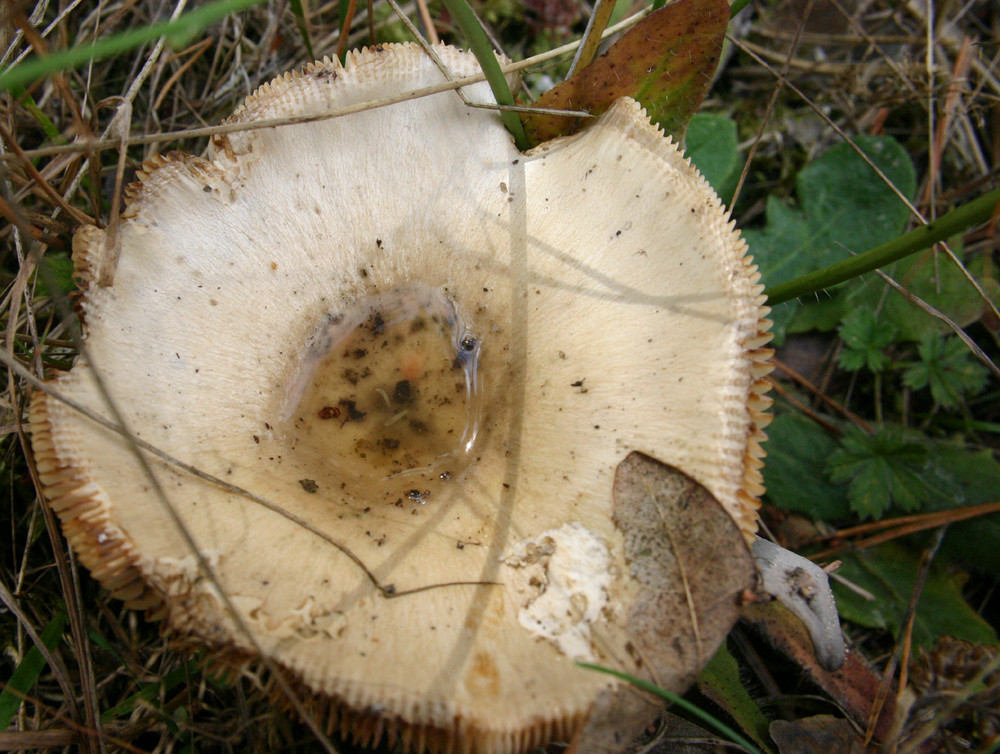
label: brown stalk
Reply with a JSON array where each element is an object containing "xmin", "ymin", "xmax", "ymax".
[
  {"xmin": 765, "ymin": 376, "xmax": 842, "ymax": 435},
  {"xmin": 808, "ymin": 500, "xmax": 1000, "ymax": 561},
  {"xmin": 336, "ymin": 0, "xmax": 359, "ymax": 60},
  {"xmin": 773, "ymin": 357, "xmax": 874, "ymax": 433}
]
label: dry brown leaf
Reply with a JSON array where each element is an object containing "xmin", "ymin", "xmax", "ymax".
[
  {"xmin": 771, "ymin": 715, "xmax": 866, "ymax": 754},
  {"xmin": 571, "ymin": 452, "xmax": 755, "ymax": 754}
]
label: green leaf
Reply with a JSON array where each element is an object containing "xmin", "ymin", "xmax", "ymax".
[
  {"xmin": 522, "ymin": 0, "xmax": 729, "ymax": 144},
  {"xmin": 697, "ymin": 644, "xmax": 775, "ymax": 753},
  {"xmin": 848, "ymin": 246, "xmax": 997, "ymax": 342},
  {"xmin": 837, "ymin": 308, "xmax": 896, "ymax": 373},
  {"xmin": 684, "ymin": 113, "xmax": 741, "ymax": 203},
  {"xmin": 0, "ymin": 0, "xmax": 268, "ymax": 91},
  {"xmin": 36, "ymin": 254, "xmax": 77, "ymax": 298},
  {"xmin": 786, "ymin": 290, "xmax": 849, "ymax": 333},
  {"xmin": 919, "ymin": 443, "xmax": 1000, "ymax": 577},
  {"xmin": 0, "ymin": 612, "xmax": 67, "ymax": 729},
  {"xmin": 744, "ymin": 135, "xmax": 916, "ymax": 319},
  {"xmin": 795, "ymin": 136, "xmax": 916, "ymax": 263},
  {"xmin": 833, "ymin": 542, "xmax": 997, "ymax": 647},
  {"xmin": 740, "ymin": 198, "xmax": 811, "ymax": 344},
  {"xmin": 765, "ymin": 187, "xmax": 1000, "ymax": 306},
  {"xmin": 903, "ymin": 334, "xmax": 989, "ymax": 408},
  {"xmin": 827, "ymin": 427, "xmax": 930, "ymax": 518},
  {"xmin": 762, "ymin": 413, "xmax": 851, "ymax": 521}
]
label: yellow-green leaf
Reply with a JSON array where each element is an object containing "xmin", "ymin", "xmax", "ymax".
[{"xmin": 521, "ymin": 0, "xmax": 729, "ymax": 145}]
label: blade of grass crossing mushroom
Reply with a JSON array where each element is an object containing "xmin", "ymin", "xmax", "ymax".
[
  {"xmin": 764, "ymin": 187, "xmax": 1000, "ymax": 305},
  {"xmin": 577, "ymin": 663, "xmax": 764, "ymax": 754},
  {"xmin": 440, "ymin": 0, "xmax": 528, "ymax": 150},
  {"xmin": 0, "ymin": 0, "xmax": 268, "ymax": 92}
]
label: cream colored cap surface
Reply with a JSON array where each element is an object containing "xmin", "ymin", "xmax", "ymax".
[{"xmin": 30, "ymin": 43, "xmax": 771, "ymax": 754}]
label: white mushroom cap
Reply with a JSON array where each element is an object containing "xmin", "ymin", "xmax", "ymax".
[{"xmin": 29, "ymin": 44, "xmax": 772, "ymax": 753}]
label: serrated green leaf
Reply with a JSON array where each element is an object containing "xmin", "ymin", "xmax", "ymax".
[
  {"xmin": 744, "ymin": 135, "xmax": 916, "ymax": 338},
  {"xmin": 786, "ymin": 290, "xmax": 849, "ymax": 334},
  {"xmin": 522, "ymin": 0, "xmax": 729, "ymax": 144},
  {"xmin": 919, "ymin": 443, "xmax": 1000, "ymax": 577},
  {"xmin": 837, "ymin": 308, "xmax": 896, "ymax": 373},
  {"xmin": 741, "ymin": 196, "xmax": 813, "ymax": 283},
  {"xmin": 903, "ymin": 334, "xmax": 989, "ymax": 408},
  {"xmin": 685, "ymin": 113, "xmax": 741, "ymax": 202},
  {"xmin": 833, "ymin": 542, "xmax": 997, "ymax": 647},
  {"xmin": 827, "ymin": 427, "xmax": 930, "ymax": 518},
  {"xmin": 848, "ymin": 245, "xmax": 997, "ymax": 342},
  {"xmin": 763, "ymin": 413, "xmax": 851, "ymax": 520}
]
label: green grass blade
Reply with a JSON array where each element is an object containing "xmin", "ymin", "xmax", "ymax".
[
  {"xmin": 577, "ymin": 662, "xmax": 764, "ymax": 754},
  {"xmin": 289, "ymin": 0, "xmax": 316, "ymax": 60},
  {"xmin": 568, "ymin": 0, "xmax": 616, "ymax": 75},
  {"xmin": 0, "ymin": 0, "xmax": 268, "ymax": 92},
  {"xmin": 10, "ymin": 84, "xmax": 65, "ymax": 144},
  {"xmin": 0, "ymin": 611, "xmax": 68, "ymax": 729},
  {"xmin": 765, "ymin": 187, "xmax": 1000, "ymax": 305},
  {"xmin": 439, "ymin": 0, "xmax": 529, "ymax": 151}
]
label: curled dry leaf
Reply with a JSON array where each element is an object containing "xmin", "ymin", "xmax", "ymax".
[{"xmin": 571, "ymin": 452, "xmax": 755, "ymax": 754}]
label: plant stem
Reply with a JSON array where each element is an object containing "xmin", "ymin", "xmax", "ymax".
[
  {"xmin": 765, "ymin": 187, "xmax": 1000, "ymax": 306},
  {"xmin": 0, "ymin": 0, "xmax": 267, "ymax": 92},
  {"xmin": 440, "ymin": 0, "xmax": 529, "ymax": 151}
]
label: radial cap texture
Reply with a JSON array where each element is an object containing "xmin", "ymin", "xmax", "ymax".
[{"xmin": 30, "ymin": 44, "xmax": 772, "ymax": 754}]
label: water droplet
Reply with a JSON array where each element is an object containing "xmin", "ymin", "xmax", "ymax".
[{"xmin": 281, "ymin": 283, "xmax": 481, "ymax": 502}]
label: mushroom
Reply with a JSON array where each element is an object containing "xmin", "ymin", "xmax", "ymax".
[{"xmin": 30, "ymin": 43, "xmax": 782, "ymax": 752}]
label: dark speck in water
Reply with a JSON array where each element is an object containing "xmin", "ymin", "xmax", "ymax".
[{"xmin": 393, "ymin": 380, "xmax": 412, "ymax": 403}]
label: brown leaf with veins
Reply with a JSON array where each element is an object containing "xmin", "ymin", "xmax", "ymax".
[
  {"xmin": 571, "ymin": 451, "xmax": 754, "ymax": 754},
  {"xmin": 522, "ymin": 0, "xmax": 729, "ymax": 146},
  {"xmin": 771, "ymin": 715, "xmax": 867, "ymax": 754}
]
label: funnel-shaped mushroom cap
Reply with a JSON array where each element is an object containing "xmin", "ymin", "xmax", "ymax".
[{"xmin": 30, "ymin": 44, "xmax": 772, "ymax": 753}]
